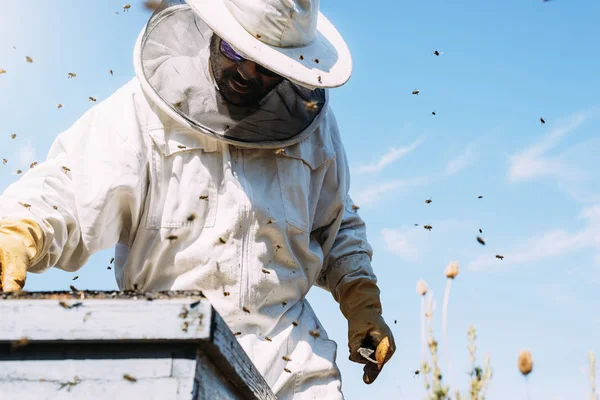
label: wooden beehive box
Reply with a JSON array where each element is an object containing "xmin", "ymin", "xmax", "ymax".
[{"xmin": 0, "ymin": 291, "xmax": 276, "ymax": 400}]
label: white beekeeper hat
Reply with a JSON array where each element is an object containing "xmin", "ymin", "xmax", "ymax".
[{"xmin": 185, "ymin": 0, "xmax": 353, "ymax": 89}]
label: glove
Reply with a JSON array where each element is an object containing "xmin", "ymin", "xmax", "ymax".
[
  {"xmin": 339, "ymin": 278, "xmax": 396, "ymax": 384},
  {"xmin": 0, "ymin": 218, "xmax": 44, "ymax": 292}
]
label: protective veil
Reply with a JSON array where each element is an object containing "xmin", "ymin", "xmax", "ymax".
[{"xmin": 137, "ymin": 0, "xmax": 327, "ymax": 148}]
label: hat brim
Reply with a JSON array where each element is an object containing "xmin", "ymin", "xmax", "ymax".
[{"xmin": 185, "ymin": 0, "xmax": 352, "ymax": 89}]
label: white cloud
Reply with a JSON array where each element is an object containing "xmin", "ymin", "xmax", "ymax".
[
  {"xmin": 446, "ymin": 141, "xmax": 479, "ymax": 176},
  {"xmin": 18, "ymin": 140, "xmax": 36, "ymax": 168},
  {"xmin": 381, "ymin": 228, "xmax": 420, "ymax": 261},
  {"xmin": 468, "ymin": 205, "xmax": 600, "ymax": 271},
  {"xmin": 353, "ymin": 176, "xmax": 431, "ymax": 207},
  {"xmin": 507, "ymin": 109, "xmax": 596, "ymax": 184},
  {"xmin": 355, "ymin": 137, "xmax": 424, "ymax": 174}
]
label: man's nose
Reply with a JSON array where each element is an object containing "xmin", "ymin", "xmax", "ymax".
[{"xmin": 237, "ymin": 61, "xmax": 260, "ymax": 81}]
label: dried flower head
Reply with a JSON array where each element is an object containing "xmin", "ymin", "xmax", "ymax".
[
  {"xmin": 518, "ymin": 350, "xmax": 533, "ymax": 376},
  {"xmin": 416, "ymin": 279, "xmax": 428, "ymax": 296},
  {"xmin": 445, "ymin": 261, "xmax": 460, "ymax": 279}
]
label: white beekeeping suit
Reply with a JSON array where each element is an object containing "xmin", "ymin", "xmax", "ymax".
[{"xmin": 0, "ymin": 1, "xmax": 395, "ymax": 398}]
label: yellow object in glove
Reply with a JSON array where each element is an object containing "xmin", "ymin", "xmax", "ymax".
[
  {"xmin": 339, "ymin": 278, "xmax": 396, "ymax": 384},
  {"xmin": 0, "ymin": 218, "xmax": 44, "ymax": 292}
]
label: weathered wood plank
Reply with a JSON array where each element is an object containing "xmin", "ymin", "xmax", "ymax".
[
  {"xmin": 203, "ymin": 311, "xmax": 278, "ymax": 400},
  {"xmin": 0, "ymin": 378, "xmax": 184, "ymax": 400},
  {"xmin": 0, "ymin": 298, "xmax": 210, "ymax": 342},
  {"xmin": 193, "ymin": 349, "xmax": 245, "ymax": 399}
]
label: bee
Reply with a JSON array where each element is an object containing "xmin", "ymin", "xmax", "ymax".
[
  {"xmin": 433, "ymin": 50, "xmax": 443, "ymax": 56},
  {"xmin": 83, "ymin": 311, "xmax": 92, "ymax": 322},
  {"xmin": 477, "ymin": 236, "xmax": 485, "ymax": 246},
  {"xmin": 282, "ymin": 301, "xmax": 287, "ymax": 306},
  {"xmin": 143, "ymin": 0, "xmax": 162, "ymax": 11},
  {"xmin": 19, "ymin": 202, "xmax": 31, "ymax": 209},
  {"xmin": 540, "ymin": 117, "xmax": 545, "ymax": 125},
  {"xmin": 25, "ymin": 56, "xmax": 34, "ymax": 63},
  {"xmin": 351, "ymin": 204, "xmax": 360, "ymax": 211},
  {"xmin": 72, "ymin": 276, "xmax": 79, "ymax": 281},
  {"xmin": 432, "ymin": 111, "xmax": 436, "ymax": 115},
  {"xmin": 11, "ymin": 133, "xmax": 16, "ymax": 139},
  {"xmin": 394, "ymin": 320, "xmax": 397, "ymax": 324},
  {"xmin": 267, "ymin": 219, "xmax": 274, "ymax": 224},
  {"xmin": 274, "ymin": 148, "xmax": 286, "ymax": 155},
  {"xmin": 0, "ymin": 69, "xmax": 6, "ymax": 74},
  {"xmin": 424, "ymin": 225, "xmax": 433, "ymax": 231},
  {"xmin": 109, "ymin": 69, "xmax": 113, "ymax": 76},
  {"xmin": 2, "ymin": 159, "xmax": 7, "ymax": 165},
  {"xmin": 292, "ymin": 321, "xmax": 299, "ymax": 326},
  {"xmin": 30, "ymin": 162, "xmax": 38, "ymax": 168},
  {"xmin": 123, "ymin": 374, "xmax": 137, "ymax": 382},
  {"xmin": 181, "ymin": 321, "xmax": 189, "ymax": 332},
  {"xmin": 177, "ymin": 145, "xmax": 187, "ymax": 149},
  {"xmin": 305, "ymin": 100, "xmax": 319, "ymax": 111},
  {"xmin": 284, "ymin": 368, "xmax": 292, "ymax": 373},
  {"xmin": 61, "ymin": 166, "xmax": 71, "ymax": 173},
  {"xmin": 242, "ymin": 306, "xmax": 250, "ymax": 313},
  {"xmin": 478, "ymin": 195, "xmax": 483, "ymax": 199},
  {"xmin": 57, "ymin": 104, "xmax": 63, "ymax": 109},
  {"xmin": 178, "ymin": 306, "xmax": 189, "ymax": 319},
  {"xmin": 309, "ymin": 329, "xmax": 320, "ymax": 338},
  {"xmin": 414, "ymin": 223, "xmax": 418, "ymax": 226},
  {"xmin": 11, "ymin": 337, "xmax": 30, "ymax": 350},
  {"xmin": 265, "ymin": 336, "xmax": 272, "ymax": 342},
  {"xmin": 234, "ymin": 331, "xmax": 242, "ymax": 336},
  {"xmin": 412, "ymin": 90, "xmax": 420, "ymax": 95},
  {"xmin": 413, "ymin": 369, "xmax": 420, "ymax": 377},
  {"xmin": 59, "ymin": 301, "xmax": 83, "ymax": 309},
  {"xmin": 317, "ymin": 76, "xmax": 322, "ymax": 83},
  {"xmin": 110, "ymin": 257, "xmax": 114, "ymax": 264},
  {"xmin": 69, "ymin": 285, "xmax": 79, "ymax": 293},
  {"xmin": 67, "ymin": 72, "xmax": 76, "ymax": 79},
  {"xmin": 15, "ymin": 169, "xmax": 22, "ymax": 175},
  {"xmin": 262, "ymin": 268, "xmax": 271, "ymax": 274},
  {"xmin": 313, "ymin": 58, "xmax": 320, "ymax": 64},
  {"xmin": 187, "ymin": 213, "xmax": 196, "ymax": 222},
  {"xmin": 89, "ymin": 97, "xmax": 97, "ymax": 102},
  {"xmin": 167, "ymin": 235, "xmax": 178, "ymax": 241},
  {"xmin": 199, "ymin": 195, "xmax": 208, "ymax": 200},
  {"xmin": 275, "ymin": 244, "xmax": 282, "ymax": 251},
  {"xmin": 224, "ymin": 292, "xmax": 230, "ymax": 296},
  {"xmin": 219, "ymin": 237, "xmax": 227, "ymax": 244},
  {"xmin": 425, "ymin": 198, "xmax": 432, "ymax": 204},
  {"xmin": 496, "ymin": 255, "xmax": 504, "ymax": 260},
  {"xmin": 282, "ymin": 356, "xmax": 292, "ymax": 362},
  {"xmin": 107, "ymin": 266, "xmax": 112, "ymax": 270},
  {"xmin": 298, "ymin": 55, "xmax": 304, "ymax": 61},
  {"xmin": 123, "ymin": 4, "xmax": 131, "ymax": 12}
]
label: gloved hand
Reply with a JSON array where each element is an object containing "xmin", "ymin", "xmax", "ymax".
[
  {"xmin": 0, "ymin": 218, "xmax": 44, "ymax": 292},
  {"xmin": 339, "ymin": 278, "xmax": 396, "ymax": 384}
]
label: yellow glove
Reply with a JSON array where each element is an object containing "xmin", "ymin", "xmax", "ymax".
[
  {"xmin": 0, "ymin": 218, "xmax": 44, "ymax": 292},
  {"xmin": 339, "ymin": 278, "xmax": 396, "ymax": 384}
]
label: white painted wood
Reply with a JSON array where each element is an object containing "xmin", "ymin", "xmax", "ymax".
[
  {"xmin": 0, "ymin": 378, "xmax": 183, "ymax": 400},
  {"xmin": 0, "ymin": 298, "xmax": 210, "ymax": 341},
  {"xmin": 0, "ymin": 357, "xmax": 173, "ymax": 381}
]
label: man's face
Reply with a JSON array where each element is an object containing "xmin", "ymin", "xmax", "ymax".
[{"xmin": 209, "ymin": 35, "xmax": 284, "ymax": 107}]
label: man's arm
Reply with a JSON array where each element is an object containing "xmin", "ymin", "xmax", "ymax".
[
  {"xmin": 0, "ymin": 80, "xmax": 148, "ymax": 289},
  {"xmin": 313, "ymin": 108, "xmax": 396, "ymax": 384}
]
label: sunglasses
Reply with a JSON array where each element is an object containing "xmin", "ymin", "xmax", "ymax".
[{"xmin": 219, "ymin": 39, "xmax": 280, "ymax": 78}]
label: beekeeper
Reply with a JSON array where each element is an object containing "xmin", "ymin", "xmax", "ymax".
[{"xmin": 0, "ymin": 0, "xmax": 395, "ymax": 397}]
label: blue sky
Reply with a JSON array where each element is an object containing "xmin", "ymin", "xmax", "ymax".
[{"xmin": 1, "ymin": 1, "xmax": 600, "ymax": 399}]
